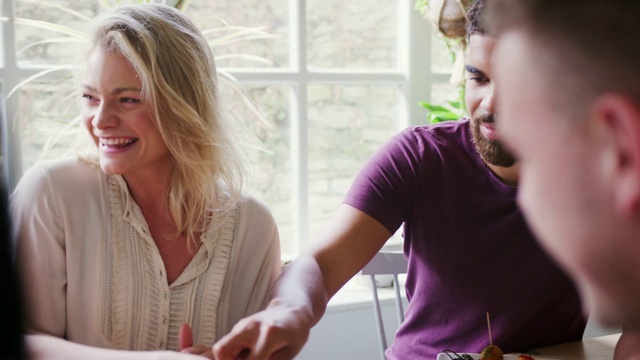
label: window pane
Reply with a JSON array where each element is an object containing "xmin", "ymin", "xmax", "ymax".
[
  {"xmin": 307, "ymin": 1, "xmax": 397, "ymax": 69},
  {"xmin": 184, "ymin": 0, "xmax": 289, "ymax": 69},
  {"xmin": 219, "ymin": 83, "xmax": 294, "ymax": 253},
  {"xmin": 431, "ymin": 81, "xmax": 463, "ymax": 116},
  {"xmin": 431, "ymin": 32, "xmax": 455, "ymax": 74},
  {"xmin": 307, "ymin": 84, "xmax": 399, "ymax": 238},
  {"xmin": 15, "ymin": 1, "xmax": 97, "ymax": 67},
  {"xmin": 17, "ymin": 80, "xmax": 80, "ymax": 171},
  {"xmin": 14, "ymin": 1, "xmax": 286, "ymax": 69},
  {"xmin": 0, "ymin": 0, "xmax": 4, "ymax": 68}
]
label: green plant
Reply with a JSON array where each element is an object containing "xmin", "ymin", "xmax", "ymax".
[
  {"xmin": 420, "ymin": 86, "xmax": 465, "ymax": 123},
  {"xmin": 414, "ymin": 0, "xmax": 473, "ymax": 123}
]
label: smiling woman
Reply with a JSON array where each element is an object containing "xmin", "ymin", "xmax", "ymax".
[{"xmin": 10, "ymin": 4, "xmax": 281, "ymax": 359}]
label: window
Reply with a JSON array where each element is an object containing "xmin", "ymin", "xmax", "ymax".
[{"xmin": 0, "ymin": 0, "xmax": 457, "ymax": 257}]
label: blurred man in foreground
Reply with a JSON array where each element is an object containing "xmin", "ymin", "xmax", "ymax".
[{"xmin": 486, "ymin": 0, "xmax": 640, "ymax": 357}]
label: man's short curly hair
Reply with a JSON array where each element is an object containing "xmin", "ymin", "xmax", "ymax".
[{"xmin": 466, "ymin": 0, "xmax": 485, "ymax": 36}]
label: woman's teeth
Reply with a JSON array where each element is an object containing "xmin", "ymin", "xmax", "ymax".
[{"xmin": 101, "ymin": 138, "xmax": 137, "ymax": 148}]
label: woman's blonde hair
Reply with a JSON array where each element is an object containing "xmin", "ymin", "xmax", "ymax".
[{"xmin": 82, "ymin": 3, "xmax": 244, "ymax": 242}]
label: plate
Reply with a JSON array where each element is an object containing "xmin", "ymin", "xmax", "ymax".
[{"xmin": 436, "ymin": 353, "xmax": 522, "ymax": 360}]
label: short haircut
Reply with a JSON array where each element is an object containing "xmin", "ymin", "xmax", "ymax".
[
  {"xmin": 466, "ymin": 0, "xmax": 486, "ymax": 36},
  {"xmin": 485, "ymin": 0, "xmax": 640, "ymax": 119}
]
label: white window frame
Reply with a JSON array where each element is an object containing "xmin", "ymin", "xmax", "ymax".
[{"xmin": 1, "ymin": 0, "xmax": 447, "ymax": 254}]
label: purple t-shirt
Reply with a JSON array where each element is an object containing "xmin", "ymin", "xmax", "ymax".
[{"xmin": 344, "ymin": 120, "xmax": 585, "ymax": 359}]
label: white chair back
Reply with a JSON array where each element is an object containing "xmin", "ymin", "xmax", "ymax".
[{"xmin": 360, "ymin": 251, "xmax": 408, "ymax": 360}]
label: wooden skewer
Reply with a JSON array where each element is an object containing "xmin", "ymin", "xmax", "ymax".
[{"xmin": 486, "ymin": 312, "xmax": 493, "ymax": 346}]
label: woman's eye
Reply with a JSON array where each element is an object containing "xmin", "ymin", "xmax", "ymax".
[
  {"xmin": 121, "ymin": 97, "xmax": 141, "ymax": 104},
  {"xmin": 82, "ymin": 94, "xmax": 98, "ymax": 103}
]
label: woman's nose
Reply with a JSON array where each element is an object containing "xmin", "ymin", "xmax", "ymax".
[{"xmin": 92, "ymin": 104, "xmax": 119, "ymax": 130}]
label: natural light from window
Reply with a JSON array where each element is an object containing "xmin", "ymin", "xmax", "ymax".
[{"xmin": 0, "ymin": 0, "xmax": 458, "ymax": 258}]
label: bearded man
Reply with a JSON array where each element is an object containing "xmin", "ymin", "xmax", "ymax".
[{"xmin": 213, "ymin": 0, "xmax": 586, "ymax": 359}]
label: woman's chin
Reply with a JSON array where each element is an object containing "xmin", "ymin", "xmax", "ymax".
[{"xmin": 99, "ymin": 162, "xmax": 124, "ymax": 176}]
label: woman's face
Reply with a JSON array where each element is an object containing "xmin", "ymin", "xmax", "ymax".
[{"xmin": 81, "ymin": 48, "xmax": 171, "ymax": 181}]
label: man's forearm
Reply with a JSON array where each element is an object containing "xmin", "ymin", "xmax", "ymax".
[{"xmin": 268, "ymin": 253, "xmax": 331, "ymax": 327}]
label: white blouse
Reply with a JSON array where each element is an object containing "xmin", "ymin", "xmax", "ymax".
[{"xmin": 11, "ymin": 157, "xmax": 281, "ymax": 351}]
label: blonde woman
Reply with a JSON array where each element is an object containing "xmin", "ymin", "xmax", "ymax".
[{"xmin": 11, "ymin": 4, "xmax": 280, "ymax": 359}]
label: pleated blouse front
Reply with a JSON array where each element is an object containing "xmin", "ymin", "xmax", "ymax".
[{"xmin": 12, "ymin": 158, "xmax": 281, "ymax": 351}]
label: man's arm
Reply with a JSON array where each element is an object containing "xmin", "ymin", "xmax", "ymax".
[{"xmin": 213, "ymin": 204, "xmax": 392, "ymax": 360}]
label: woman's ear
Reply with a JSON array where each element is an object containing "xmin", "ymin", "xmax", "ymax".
[{"xmin": 594, "ymin": 94, "xmax": 640, "ymax": 217}]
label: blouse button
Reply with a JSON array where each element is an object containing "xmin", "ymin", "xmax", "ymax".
[
  {"xmin": 163, "ymin": 291, "xmax": 169, "ymax": 300},
  {"xmin": 162, "ymin": 315, "xmax": 168, "ymax": 325},
  {"xmin": 160, "ymin": 339, "xmax": 165, "ymax": 348}
]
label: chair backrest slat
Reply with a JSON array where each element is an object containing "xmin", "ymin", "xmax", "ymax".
[{"xmin": 360, "ymin": 251, "xmax": 409, "ymax": 360}]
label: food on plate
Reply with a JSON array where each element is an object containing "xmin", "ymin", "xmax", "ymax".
[
  {"xmin": 441, "ymin": 313, "xmax": 536, "ymax": 360},
  {"xmin": 441, "ymin": 350, "xmax": 474, "ymax": 360},
  {"xmin": 480, "ymin": 313, "xmax": 503, "ymax": 360},
  {"xmin": 439, "ymin": 350, "xmax": 535, "ymax": 359},
  {"xmin": 479, "ymin": 344, "xmax": 503, "ymax": 360}
]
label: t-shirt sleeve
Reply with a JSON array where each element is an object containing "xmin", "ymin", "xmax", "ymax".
[{"xmin": 343, "ymin": 127, "xmax": 425, "ymax": 234}]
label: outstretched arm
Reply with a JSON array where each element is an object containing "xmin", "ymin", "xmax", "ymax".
[
  {"xmin": 26, "ymin": 334, "xmax": 206, "ymax": 360},
  {"xmin": 213, "ymin": 204, "xmax": 392, "ymax": 360}
]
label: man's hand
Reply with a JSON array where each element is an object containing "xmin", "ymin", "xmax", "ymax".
[
  {"xmin": 212, "ymin": 205, "xmax": 390, "ymax": 360},
  {"xmin": 212, "ymin": 301, "xmax": 314, "ymax": 360},
  {"xmin": 179, "ymin": 323, "xmax": 214, "ymax": 359}
]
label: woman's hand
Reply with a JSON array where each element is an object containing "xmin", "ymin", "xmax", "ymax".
[{"xmin": 179, "ymin": 324, "xmax": 214, "ymax": 359}]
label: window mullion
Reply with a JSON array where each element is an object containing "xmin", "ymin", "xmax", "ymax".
[
  {"xmin": 228, "ymin": 69, "xmax": 406, "ymax": 84},
  {"xmin": 1, "ymin": 0, "xmax": 23, "ymax": 190},
  {"xmin": 290, "ymin": 0, "xmax": 308, "ymax": 254},
  {"xmin": 404, "ymin": 0, "xmax": 432, "ymax": 127}
]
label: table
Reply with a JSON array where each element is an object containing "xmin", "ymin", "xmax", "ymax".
[{"xmin": 519, "ymin": 333, "xmax": 621, "ymax": 360}]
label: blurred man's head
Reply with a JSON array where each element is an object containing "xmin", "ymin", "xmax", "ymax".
[
  {"xmin": 487, "ymin": 0, "xmax": 640, "ymax": 329},
  {"xmin": 465, "ymin": 0, "xmax": 516, "ymax": 169}
]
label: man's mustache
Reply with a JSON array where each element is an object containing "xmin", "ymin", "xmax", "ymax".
[{"xmin": 476, "ymin": 114, "xmax": 496, "ymax": 124}]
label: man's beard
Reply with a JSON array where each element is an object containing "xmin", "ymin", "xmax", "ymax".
[{"xmin": 470, "ymin": 114, "xmax": 516, "ymax": 168}]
